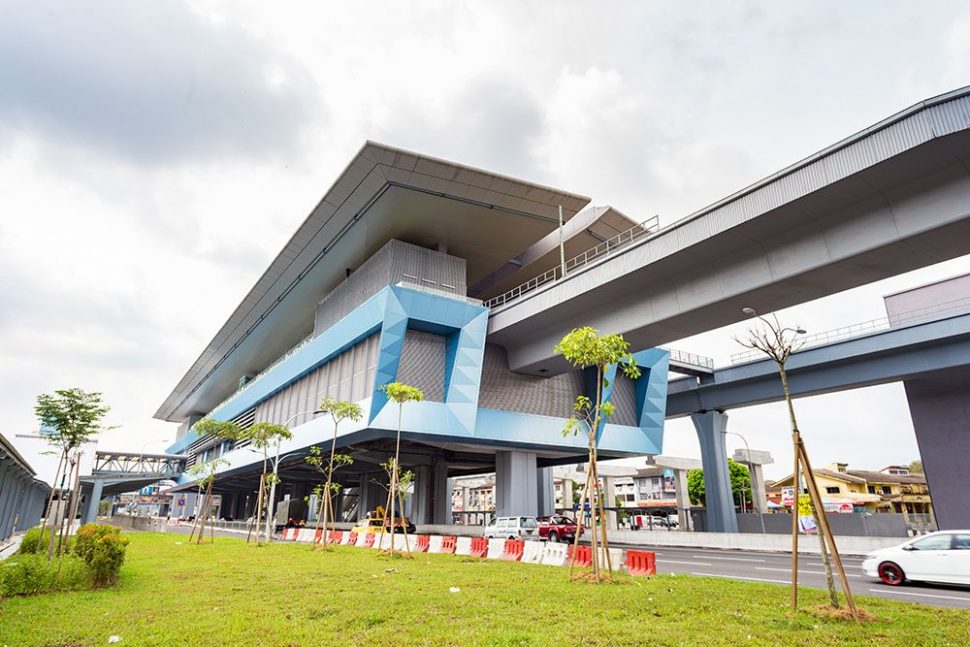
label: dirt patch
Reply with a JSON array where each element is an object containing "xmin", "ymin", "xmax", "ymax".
[{"xmin": 807, "ymin": 604, "xmax": 877, "ymax": 623}]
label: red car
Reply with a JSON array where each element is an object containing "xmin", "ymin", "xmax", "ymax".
[{"xmin": 536, "ymin": 515, "xmax": 583, "ymax": 542}]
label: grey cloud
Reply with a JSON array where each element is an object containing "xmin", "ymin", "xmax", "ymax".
[
  {"xmin": 377, "ymin": 77, "xmax": 545, "ymax": 180},
  {"xmin": 0, "ymin": 1, "xmax": 320, "ymax": 164}
]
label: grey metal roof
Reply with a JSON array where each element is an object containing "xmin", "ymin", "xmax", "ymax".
[
  {"xmin": 0, "ymin": 431, "xmax": 36, "ymax": 475},
  {"xmin": 155, "ymin": 142, "xmax": 590, "ymax": 422}
]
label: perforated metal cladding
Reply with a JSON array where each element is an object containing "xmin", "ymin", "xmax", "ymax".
[
  {"xmin": 255, "ymin": 334, "xmax": 379, "ymax": 425},
  {"xmin": 479, "ymin": 344, "xmax": 584, "ymax": 417},
  {"xmin": 314, "ymin": 240, "xmax": 467, "ymax": 336},
  {"xmin": 396, "ymin": 330, "xmax": 445, "ymax": 402},
  {"xmin": 608, "ymin": 374, "xmax": 638, "ymax": 427}
]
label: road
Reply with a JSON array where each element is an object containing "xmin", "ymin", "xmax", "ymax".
[{"xmin": 611, "ymin": 543, "xmax": 970, "ymax": 609}]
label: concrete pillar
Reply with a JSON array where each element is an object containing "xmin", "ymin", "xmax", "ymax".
[
  {"xmin": 601, "ymin": 475, "xmax": 617, "ymax": 529},
  {"xmin": 691, "ymin": 411, "xmax": 738, "ymax": 533},
  {"xmin": 431, "ymin": 463, "xmax": 450, "ymax": 524},
  {"xmin": 494, "ymin": 451, "xmax": 538, "ymax": 517},
  {"xmin": 673, "ymin": 469, "xmax": 692, "ymax": 530},
  {"xmin": 410, "ymin": 465, "xmax": 431, "ymax": 524},
  {"xmin": 732, "ymin": 449, "xmax": 773, "ymax": 514},
  {"xmin": 560, "ymin": 478, "xmax": 573, "ymax": 512},
  {"xmin": 905, "ymin": 378, "xmax": 970, "ymax": 529},
  {"xmin": 0, "ymin": 463, "xmax": 15, "ymax": 541},
  {"xmin": 536, "ymin": 467, "xmax": 555, "ymax": 517},
  {"xmin": 81, "ymin": 479, "xmax": 104, "ymax": 525}
]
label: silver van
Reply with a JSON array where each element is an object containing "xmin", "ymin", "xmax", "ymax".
[{"xmin": 483, "ymin": 515, "xmax": 539, "ymax": 539}]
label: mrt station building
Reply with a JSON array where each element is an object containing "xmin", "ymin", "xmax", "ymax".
[{"xmin": 156, "ymin": 143, "xmax": 671, "ymax": 523}]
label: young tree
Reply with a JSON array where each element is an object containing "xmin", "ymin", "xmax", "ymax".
[
  {"xmin": 380, "ymin": 382, "xmax": 424, "ymax": 555},
  {"xmin": 35, "ymin": 388, "xmax": 110, "ymax": 562},
  {"xmin": 243, "ymin": 422, "xmax": 293, "ymax": 543},
  {"xmin": 686, "ymin": 459, "xmax": 751, "ymax": 507},
  {"xmin": 187, "ymin": 457, "xmax": 229, "ymax": 544},
  {"xmin": 555, "ymin": 327, "xmax": 641, "ymax": 582},
  {"xmin": 738, "ymin": 310, "xmax": 858, "ymax": 618},
  {"xmin": 304, "ymin": 398, "xmax": 363, "ymax": 547}
]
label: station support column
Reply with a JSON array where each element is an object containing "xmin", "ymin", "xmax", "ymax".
[{"xmin": 691, "ymin": 410, "xmax": 738, "ymax": 533}]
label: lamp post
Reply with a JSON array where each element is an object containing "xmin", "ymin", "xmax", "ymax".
[{"xmin": 262, "ymin": 409, "xmax": 323, "ymax": 542}]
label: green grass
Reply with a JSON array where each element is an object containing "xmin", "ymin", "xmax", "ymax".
[{"xmin": 1, "ymin": 532, "xmax": 968, "ymax": 646}]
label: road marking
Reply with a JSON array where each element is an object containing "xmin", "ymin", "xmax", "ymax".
[
  {"xmin": 692, "ymin": 555, "xmax": 765, "ymax": 563},
  {"xmin": 755, "ymin": 567, "xmax": 863, "ymax": 578},
  {"xmin": 691, "ymin": 572, "xmax": 789, "ymax": 584},
  {"xmin": 870, "ymin": 589, "xmax": 970, "ymax": 602},
  {"xmin": 659, "ymin": 560, "xmax": 712, "ymax": 566}
]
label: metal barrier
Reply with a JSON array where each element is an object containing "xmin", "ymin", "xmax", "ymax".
[{"xmin": 485, "ymin": 216, "xmax": 660, "ymax": 309}]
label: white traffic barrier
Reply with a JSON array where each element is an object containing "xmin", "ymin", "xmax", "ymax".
[
  {"xmin": 486, "ymin": 538, "xmax": 505, "ymax": 560},
  {"xmin": 340, "ymin": 532, "xmax": 354, "ymax": 545},
  {"xmin": 427, "ymin": 535, "xmax": 444, "ymax": 553},
  {"xmin": 455, "ymin": 536, "xmax": 473, "ymax": 556},
  {"xmin": 404, "ymin": 535, "xmax": 418, "ymax": 552},
  {"xmin": 374, "ymin": 533, "xmax": 389, "ymax": 550},
  {"xmin": 521, "ymin": 540, "xmax": 544, "ymax": 564},
  {"xmin": 296, "ymin": 528, "xmax": 315, "ymax": 543},
  {"xmin": 598, "ymin": 547, "xmax": 624, "ymax": 572},
  {"xmin": 540, "ymin": 543, "xmax": 568, "ymax": 567}
]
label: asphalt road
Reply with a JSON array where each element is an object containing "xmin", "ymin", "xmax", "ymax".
[{"xmin": 611, "ymin": 543, "xmax": 970, "ymax": 610}]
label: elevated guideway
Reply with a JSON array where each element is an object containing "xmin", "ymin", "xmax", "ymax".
[
  {"xmin": 486, "ymin": 87, "xmax": 970, "ymax": 375},
  {"xmin": 668, "ymin": 298, "xmax": 970, "ymax": 532}
]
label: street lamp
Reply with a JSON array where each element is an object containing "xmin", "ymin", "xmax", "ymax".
[{"xmin": 260, "ymin": 409, "xmax": 323, "ymax": 542}]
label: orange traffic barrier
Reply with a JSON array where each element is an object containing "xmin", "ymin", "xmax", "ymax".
[
  {"xmin": 470, "ymin": 537, "xmax": 488, "ymax": 558},
  {"xmin": 328, "ymin": 530, "xmax": 343, "ymax": 544},
  {"xmin": 314, "ymin": 528, "xmax": 324, "ymax": 544},
  {"xmin": 569, "ymin": 544, "xmax": 592, "ymax": 567},
  {"xmin": 363, "ymin": 533, "xmax": 375, "ymax": 548},
  {"xmin": 502, "ymin": 539, "xmax": 524, "ymax": 561},
  {"xmin": 347, "ymin": 532, "xmax": 358, "ymax": 546},
  {"xmin": 440, "ymin": 536, "xmax": 457, "ymax": 553},
  {"xmin": 415, "ymin": 535, "xmax": 430, "ymax": 552},
  {"xmin": 626, "ymin": 550, "xmax": 656, "ymax": 576}
]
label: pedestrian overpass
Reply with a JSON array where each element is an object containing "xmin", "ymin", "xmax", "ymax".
[{"xmin": 79, "ymin": 451, "xmax": 187, "ymax": 524}]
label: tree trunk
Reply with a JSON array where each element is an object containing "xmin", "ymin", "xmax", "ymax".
[
  {"xmin": 44, "ymin": 450, "xmax": 66, "ymax": 563},
  {"xmin": 568, "ymin": 463, "xmax": 592, "ymax": 578}
]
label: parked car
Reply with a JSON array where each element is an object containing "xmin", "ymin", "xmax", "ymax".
[
  {"xmin": 863, "ymin": 530, "xmax": 970, "ymax": 586},
  {"xmin": 483, "ymin": 516, "xmax": 539, "ymax": 539},
  {"xmin": 631, "ymin": 513, "xmax": 678, "ymax": 530},
  {"xmin": 536, "ymin": 515, "xmax": 582, "ymax": 542}
]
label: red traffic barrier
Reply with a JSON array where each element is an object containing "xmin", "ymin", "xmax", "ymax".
[
  {"xmin": 470, "ymin": 537, "xmax": 488, "ymax": 558},
  {"xmin": 415, "ymin": 535, "xmax": 430, "ymax": 552},
  {"xmin": 502, "ymin": 539, "xmax": 524, "ymax": 561},
  {"xmin": 363, "ymin": 533, "xmax": 376, "ymax": 548},
  {"xmin": 568, "ymin": 544, "xmax": 592, "ymax": 567},
  {"xmin": 314, "ymin": 528, "xmax": 324, "ymax": 544},
  {"xmin": 440, "ymin": 536, "xmax": 457, "ymax": 554},
  {"xmin": 626, "ymin": 550, "xmax": 656, "ymax": 576},
  {"xmin": 347, "ymin": 532, "xmax": 358, "ymax": 546},
  {"xmin": 328, "ymin": 530, "xmax": 343, "ymax": 544}
]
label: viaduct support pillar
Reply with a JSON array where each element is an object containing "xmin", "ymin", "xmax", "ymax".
[
  {"xmin": 81, "ymin": 479, "xmax": 104, "ymax": 525},
  {"xmin": 495, "ymin": 451, "xmax": 537, "ymax": 517},
  {"xmin": 904, "ymin": 378, "xmax": 970, "ymax": 529},
  {"xmin": 537, "ymin": 467, "xmax": 555, "ymax": 517},
  {"xmin": 691, "ymin": 411, "xmax": 738, "ymax": 533},
  {"xmin": 431, "ymin": 462, "xmax": 450, "ymax": 524}
]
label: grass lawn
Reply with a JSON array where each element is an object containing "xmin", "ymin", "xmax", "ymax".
[{"xmin": 1, "ymin": 532, "xmax": 968, "ymax": 646}]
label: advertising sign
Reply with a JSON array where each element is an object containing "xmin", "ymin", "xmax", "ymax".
[
  {"xmin": 797, "ymin": 495, "xmax": 817, "ymax": 534},
  {"xmin": 662, "ymin": 468, "xmax": 675, "ymax": 493},
  {"xmin": 781, "ymin": 486, "xmax": 795, "ymax": 507}
]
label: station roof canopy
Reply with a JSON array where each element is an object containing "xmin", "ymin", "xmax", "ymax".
[{"xmin": 155, "ymin": 142, "xmax": 591, "ymax": 422}]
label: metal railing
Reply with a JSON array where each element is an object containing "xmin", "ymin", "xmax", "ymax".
[
  {"xmin": 396, "ymin": 280, "xmax": 483, "ymax": 305},
  {"xmin": 730, "ymin": 295, "xmax": 970, "ymax": 364},
  {"xmin": 484, "ymin": 216, "xmax": 661, "ymax": 309},
  {"xmin": 666, "ymin": 348, "xmax": 715, "ymax": 370},
  {"xmin": 208, "ymin": 332, "xmax": 314, "ymax": 415}
]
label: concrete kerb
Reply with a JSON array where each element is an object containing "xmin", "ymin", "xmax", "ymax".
[{"xmin": 608, "ymin": 529, "xmax": 902, "ymax": 556}]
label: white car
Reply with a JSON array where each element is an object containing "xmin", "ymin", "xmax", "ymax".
[
  {"xmin": 862, "ymin": 530, "xmax": 970, "ymax": 586},
  {"xmin": 483, "ymin": 516, "xmax": 539, "ymax": 540}
]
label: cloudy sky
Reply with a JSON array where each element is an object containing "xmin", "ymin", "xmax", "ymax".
[{"xmin": 3, "ymin": 1, "xmax": 969, "ymax": 483}]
